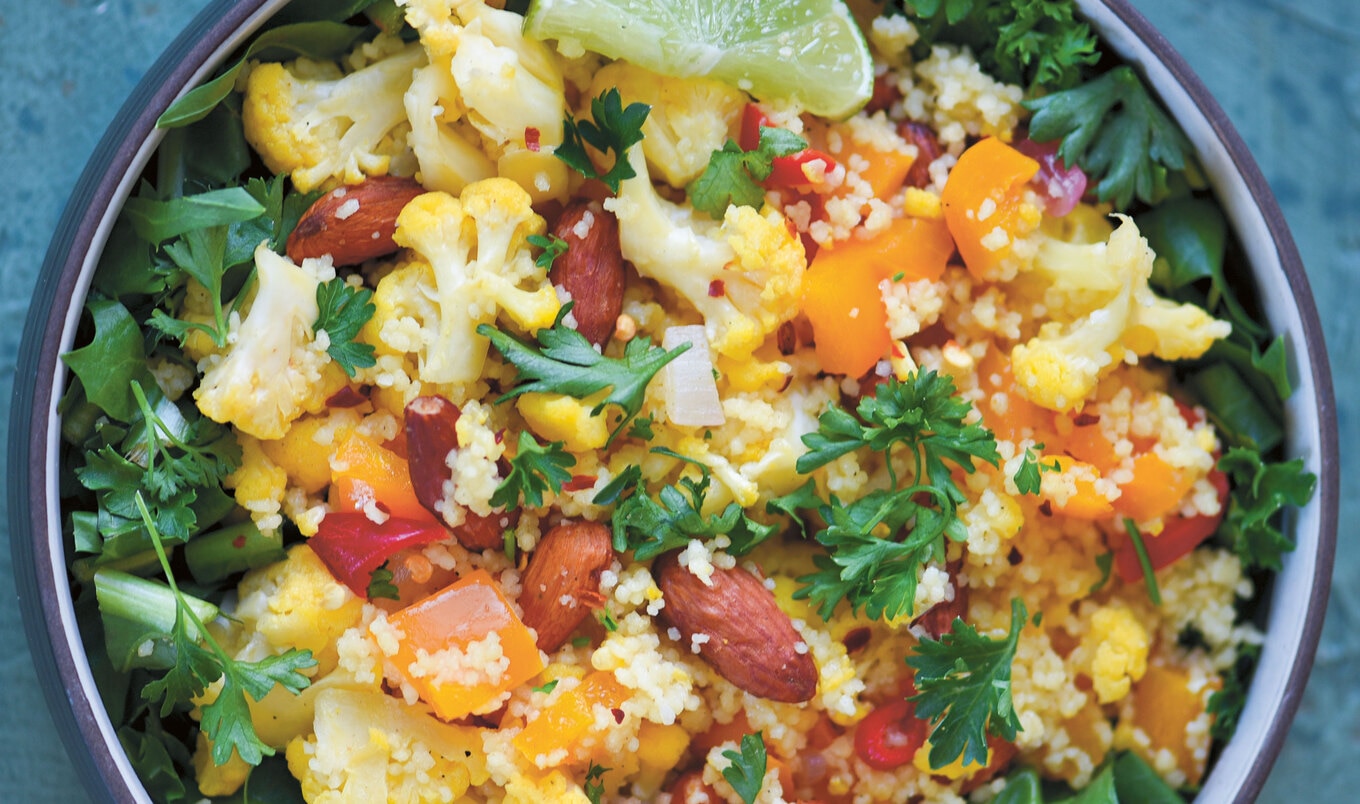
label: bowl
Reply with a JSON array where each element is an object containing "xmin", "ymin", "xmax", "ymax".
[{"xmin": 8, "ymin": 0, "xmax": 1338, "ymax": 801}]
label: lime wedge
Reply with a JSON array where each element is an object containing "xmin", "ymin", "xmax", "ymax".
[{"xmin": 524, "ymin": 0, "xmax": 874, "ymax": 119}]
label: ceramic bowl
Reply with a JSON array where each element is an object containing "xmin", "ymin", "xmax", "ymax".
[{"xmin": 8, "ymin": 1, "xmax": 1338, "ymax": 801}]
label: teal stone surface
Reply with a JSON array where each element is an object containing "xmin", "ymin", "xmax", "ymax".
[{"xmin": 0, "ymin": 0, "xmax": 1353, "ymax": 800}]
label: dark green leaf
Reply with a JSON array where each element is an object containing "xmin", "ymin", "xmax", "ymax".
[
  {"xmin": 1057, "ymin": 760, "xmax": 1116, "ymax": 804},
  {"xmin": 61, "ymin": 299, "xmax": 156, "ymax": 421},
  {"xmin": 527, "ymin": 233, "xmax": 569, "ymax": 271},
  {"xmin": 157, "ymin": 22, "xmax": 369, "ymax": 128},
  {"xmin": 1217, "ymin": 447, "xmax": 1316, "ymax": 571},
  {"xmin": 1208, "ymin": 643, "xmax": 1259, "ymax": 741},
  {"xmin": 1111, "ymin": 751, "xmax": 1186, "ymax": 803},
  {"xmin": 123, "ymin": 187, "xmax": 265, "ymax": 246},
  {"xmin": 1185, "ymin": 362, "xmax": 1282, "ymax": 451},
  {"xmin": 555, "ymin": 88, "xmax": 650, "ymax": 193},
  {"xmin": 313, "ymin": 279, "xmax": 377, "ymax": 376},
  {"xmin": 992, "ymin": 767, "xmax": 1044, "ymax": 804},
  {"xmin": 491, "ymin": 431, "xmax": 576, "ymax": 509},
  {"xmin": 592, "ymin": 464, "xmax": 642, "ymax": 507},
  {"xmin": 721, "ymin": 732, "xmax": 768, "ymax": 804},
  {"xmin": 909, "ymin": 597, "xmax": 1027, "ymax": 769}
]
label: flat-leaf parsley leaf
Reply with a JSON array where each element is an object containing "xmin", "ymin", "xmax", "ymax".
[
  {"xmin": 313, "ymin": 279, "xmax": 377, "ymax": 377},
  {"xmin": 555, "ymin": 88, "xmax": 649, "ymax": 193},
  {"xmin": 722, "ymin": 731, "xmax": 768, "ymax": 804}
]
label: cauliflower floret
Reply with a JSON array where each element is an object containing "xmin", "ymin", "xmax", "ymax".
[
  {"xmin": 195, "ymin": 243, "xmax": 345, "ymax": 440},
  {"xmin": 242, "ymin": 38, "xmax": 425, "ymax": 193},
  {"xmin": 401, "ymin": 0, "xmax": 569, "ymax": 202},
  {"xmin": 589, "ymin": 60, "xmax": 746, "ymax": 188},
  {"xmin": 234, "ymin": 544, "xmax": 364, "ymax": 663},
  {"xmin": 1076, "ymin": 605, "xmax": 1150, "ymax": 704},
  {"xmin": 286, "ymin": 687, "xmax": 489, "ymax": 803},
  {"xmin": 388, "ymin": 179, "xmax": 560, "ymax": 386},
  {"xmin": 1010, "ymin": 216, "xmax": 1230, "ymax": 412},
  {"xmin": 605, "ymin": 147, "xmax": 807, "ymax": 362}
]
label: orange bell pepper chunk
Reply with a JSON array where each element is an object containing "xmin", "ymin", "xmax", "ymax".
[
  {"xmin": 1128, "ymin": 664, "xmax": 1219, "ymax": 785},
  {"xmin": 802, "ymin": 216, "xmax": 954, "ymax": 376},
  {"xmin": 843, "ymin": 141, "xmax": 918, "ymax": 200},
  {"xmin": 976, "ymin": 348, "xmax": 1054, "ymax": 443},
  {"xmin": 1059, "ymin": 416, "xmax": 1122, "ymax": 471},
  {"xmin": 388, "ymin": 570, "xmax": 545, "ymax": 721},
  {"xmin": 514, "ymin": 671, "xmax": 629, "ymax": 763},
  {"xmin": 941, "ymin": 137, "xmax": 1039, "ymax": 279},
  {"xmin": 330, "ymin": 430, "xmax": 437, "ymax": 524},
  {"xmin": 1114, "ymin": 452, "xmax": 1194, "ymax": 522},
  {"xmin": 1046, "ymin": 455, "xmax": 1114, "ymax": 520}
]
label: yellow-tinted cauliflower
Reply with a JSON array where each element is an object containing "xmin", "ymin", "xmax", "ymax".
[
  {"xmin": 286, "ymin": 687, "xmax": 489, "ymax": 803},
  {"xmin": 242, "ymin": 38, "xmax": 425, "ymax": 192},
  {"xmin": 606, "ymin": 147, "xmax": 807, "ymax": 362},
  {"xmin": 194, "ymin": 243, "xmax": 346, "ymax": 440},
  {"xmin": 1010, "ymin": 216, "xmax": 1230, "ymax": 411},
  {"xmin": 589, "ymin": 60, "xmax": 746, "ymax": 188},
  {"xmin": 373, "ymin": 179, "xmax": 560, "ymax": 387},
  {"xmin": 401, "ymin": 0, "xmax": 569, "ymax": 202}
]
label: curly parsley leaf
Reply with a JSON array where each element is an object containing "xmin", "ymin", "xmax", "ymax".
[
  {"xmin": 556, "ymin": 88, "xmax": 650, "ymax": 193},
  {"xmin": 794, "ymin": 485, "xmax": 956, "ymax": 621},
  {"xmin": 583, "ymin": 761, "xmax": 609, "ymax": 804},
  {"xmin": 798, "ymin": 369, "xmax": 999, "ymax": 501},
  {"xmin": 1013, "ymin": 443, "xmax": 1059, "ymax": 495},
  {"xmin": 611, "ymin": 455, "xmax": 776, "ymax": 560},
  {"xmin": 722, "ymin": 731, "xmax": 768, "ymax": 804},
  {"xmin": 366, "ymin": 562, "xmax": 400, "ymax": 601},
  {"xmin": 900, "ymin": 0, "xmax": 1099, "ymax": 91},
  {"xmin": 491, "ymin": 430, "xmax": 576, "ymax": 509},
  {"xmin": 133, "ymin": 493, "xmax": 316, "ymax": 767},
  {"xmin": 313, "ymin": 279, "xmax": 376, "ymax": 377},
  {"xmin": 687, "ymin": 127, "xmax": 807, "ymax": 219},
  {"xmin": 1025, "ymin": 66, "xmax": 1192, "ymax": 210},
  {"xmin": 1216, "ymin": 447, "xmax": 1316, "ymax": 571},
  {"xmin": 528, "ymin": 233, "xmax": 569, "ymax": 271},
  {"xmin": 908, "ymin": 597, "xmax": 1027, "ymax": 770},
  {"xmin": 479, "ymin": 306, "xmax": 688, "ymax": 444}
]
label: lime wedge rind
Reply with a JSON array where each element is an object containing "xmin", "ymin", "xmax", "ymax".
[{"xmin": 524, "ymin": 0, "xmax": 873, "ymax": 119}]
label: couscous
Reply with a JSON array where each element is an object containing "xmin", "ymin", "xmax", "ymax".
[{"xmin": 61, "ymin": 0, "xmax": 1315, "ymax": 802}]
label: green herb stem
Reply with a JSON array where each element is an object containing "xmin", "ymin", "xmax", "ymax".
[{"xmin": 1122, "ymin": 517, "xmax": 1162, "ymax": 605}]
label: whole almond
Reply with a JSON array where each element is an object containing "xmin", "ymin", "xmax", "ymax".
[
  {"xmin": 519, "ymin": 522, "xmax": 613, "ymax": 652},
  {"xmin": 287, "ymin": 175, "xmax": 424, "ymax": 266},
  {"xmin": 403, "ymin": 395, "xmax": 515, "ymax": 552},
  {"xmin": 548, "ymin": 199, "xmax": 624, "ymax": 346},
  {"xmin": 654, "ymin": 552, "xmax": 818, "ymax": 703},
  {"xmin": 898, "ymin": 121, "xmax": 943, "ymax": 190},
  {"xmin": 909, "ymin": 560, "xmax": 967, "ymax": 640}
]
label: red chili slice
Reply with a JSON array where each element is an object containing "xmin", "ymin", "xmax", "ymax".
[
  {"xmin": 309, "ymin": 512, "xmax": 448, "ymax": 598},
  {"xmin": 853, "ymin": 698, "xmax": 929, "ymax": 770}
]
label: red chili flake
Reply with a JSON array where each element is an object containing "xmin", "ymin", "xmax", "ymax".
[
  {"xmin": 524, "ymin": 127, "xmax": 541, "ymax": 152},
  {"xmin": 232, "ymin": 534, "xmax": 248, "ymax": 549},
  {"xmin": 494, "ymin": 429, "xmax": 505, "ymax": 444},
  {"xmin": 611, "ymin": 708, "xmax": 625, "ymax": 724},
  {"xmin": 326, "ymin": 385, "xmax": 370, "ymax": 408},
  {"xmin": 1073, "ymin": 412, "xmax": 1101, "ymax": 427},
  {"xmin": 563, "ymin": 474, "xmax": 598, "ymax": 492},
  {"xmin": 708, "ymin": 279, "xmax": 726, "ymax": 297},
  {"xmin": 1038, "ymin": 500, "xmax": 1053, "ymax": 517},
  {"xmin": 842, "ymin": 627, "xmax": 872, "ymax": 655}
]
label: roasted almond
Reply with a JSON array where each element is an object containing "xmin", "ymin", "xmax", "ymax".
[
  {"xmin": 286, "ymin": 175, "xmax": 424, "ymax": 266},
  {"xmin": 403, "ymin": 395, "xmax": 515, "ymax": 552},
  {"xmin": 898, "ymin": 121, "xmax": 943, "ymax": 190},
  {"xmin": 654, "ymin": 552, "xmax": 818, "ymax": 703},
  {"xmin": 909, "ymin": 560, "xmax": 967, "ymax": 640},
  {"xmin": 518, "ymin": 521, "xmax": 613, "ymax": 652},
  {"xmin": 548, "ymin": 199, "xmax": 625, "ymax": 346}
]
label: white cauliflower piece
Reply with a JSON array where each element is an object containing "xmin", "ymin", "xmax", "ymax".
[
  {"xmin": 388, "ymin": 179, "xmax": 560, "ymax": 386},
  {"xmin": 1010, "ymin": 216, "xmax": 1230, "ymax": 412},
  {"xmin": 242, "ymin": 38, "xmax": 425, "ymax": 193},
  {"xmin": 401, "ymin": 0, "xmax": 570, "ymax": 202},
  {"xmin": 605, "ymin": 147, "xmax": 807, "ymax": 362},
  {"xmin": 194, "ymin": 243, "xmax": 341, "ymax": 440},
  {"xmin": 589, "ymin": 60, "xmax": 746, "ymax": 188}
]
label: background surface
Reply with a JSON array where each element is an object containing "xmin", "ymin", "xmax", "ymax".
[{"xmin": 1, "ymin": 0, "xmax": 1355, "ymax": 800}]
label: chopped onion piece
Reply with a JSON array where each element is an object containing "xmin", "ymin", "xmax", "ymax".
[{"xmin": 661, "ymin": 326, "xmax": 725, "ymax": 427}]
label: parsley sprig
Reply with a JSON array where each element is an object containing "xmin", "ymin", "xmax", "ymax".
[
  {"xmin": 1013, "ymin": 442, "xmax": 1059, "ymax": 495},
  {"xmin": 1216, "ymin": 447, "xmax": 1317, "ymax": 571},
  {"xmin": 908, "ymin": 597, "xmax": 1028, "ymax": 769},
  {"xmin": 313, "ymin": 279, "xmax": 376, "ymax": 377},
  {"xmin": 687, "ymin": 127, "xmax": 808, "ymax": 219},
  {"xmin": 1025, "ymin": 65, "xmax": 1193, "ymax": 209},
  {"xmin": 134, "ymin": 493, "xmax": 316, "ymax": 767},
  {"xmin": 555, "ymin": 88, "xmax": 650, "ymax": 193},
  {"xmin": 527, "ymin": 233, "xmax": 569, "ymax": 271},
  {"xmin": 478, "ymin": 306, "xmax": 688, "ymax": 444},
  {"xmin": 609, "ymin": 448, "xmax": 776, "ymax": 560},
  {"xmin": 722, "ymin": 731, "xmax": 768, "ymax": 804},
  {"xmin": 491, "ymin": 430, "xmax": 576, "ymax": 509},
  {"xmin": 778, "ymin": 370, "xmax": 999, "ymax": 621}
]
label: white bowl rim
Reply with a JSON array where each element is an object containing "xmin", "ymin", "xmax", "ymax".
[{"xmin": 6, "ymin": 0, "xmax": 1338, "ymax": 802}]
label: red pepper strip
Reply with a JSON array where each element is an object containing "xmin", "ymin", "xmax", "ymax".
[
  {"xmin": 1114, "ymin": 467, "xmax": 1230, "ymax": 583},
  {"xmin": 309, "ymin": 512, "xmax": 447, "ymax": 598},
  {"xmin": 738, "ymin": 103, "xmax": 839, "ymax": 189},
  {"xmin": 853, "ymin": 698, "xmax": 929, "ymax": 770}
]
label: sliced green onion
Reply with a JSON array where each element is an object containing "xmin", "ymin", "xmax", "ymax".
[{"xmin": 1122, "ymin": 517, "xmax": 1161, "ymax": 605}]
